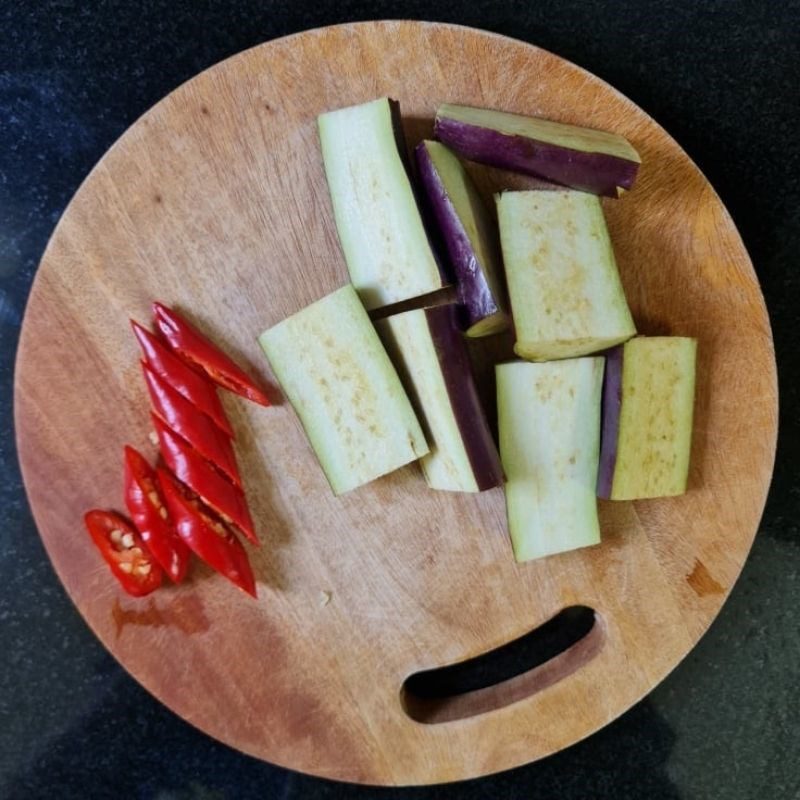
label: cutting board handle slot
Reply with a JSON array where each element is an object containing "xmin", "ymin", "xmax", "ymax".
[{"xmin": 401, "ymin": 606, "xmax": 603, "ymax": 723}]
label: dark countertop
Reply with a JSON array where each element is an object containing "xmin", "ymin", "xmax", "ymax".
[{"xmin": 1, "ymin": 2, "xmax": 798, "ymax": 798}]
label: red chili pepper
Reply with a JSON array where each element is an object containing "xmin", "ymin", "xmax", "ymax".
[
  {"xmin": 141, "ymin": 363, "xmax": 241, "ymax": 487},
  {"xmin": 157, "ymin": 469, "xmax": 256, "ymax": 598},
  {"xmin": 153, "ymin": 302, "xmax": 270, "ymax": 406},
  {"xmin": 123, "ymin": 445, "xmax": 190, "ymax": 583},
  {"xmin": 84, "ymin": 510, "xmax": 163, "ymax": 597},
  {"xmin": 152, "ymin": 415, "xmax": 258, "ymax": 546},
  {"xmin": 131, "ymin": 320, "xmax": 234, "ymax": 437}
]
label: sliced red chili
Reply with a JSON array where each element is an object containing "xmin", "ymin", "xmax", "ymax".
[
  {"xmin": 141, "ymin": 363, "xmax": 241, "ymax": 487},
  {"xmin": 157, "ymin": 469, "xmax": 256, "ymax": 598},
  {"xmin": 123, "ymin": 445, "xmax": 190, "ymax": 583},
  {"xmin": 131, "ymin": 320, "xmax": 234, "ymax": 437},
  {"xmin": 152, "ymin": 414, "xmax": 258, "ymax": 546},
  {"xmin": 153, "ymin": 302, "xmax": 270, "ymax": 406},
  {"xmin": 84, "ymin": 510, "xmax": 163, "ymax": 597}
]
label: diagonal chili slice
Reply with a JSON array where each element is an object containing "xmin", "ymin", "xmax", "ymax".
[
  {"xmin": 141, "ymin": 362, "xmax": 241, "ymax": 487},
  {"xmin": 152, "ymin": 414, "xmax": 258, "ymax": 546},
  {"xmin": 153, "ymin": 302, "xmax": 270, "ymax": 406},
  {"xmin": 131, "ymin": 320, "xmax": 235, "ymax": 437},
  {"xmin": 84, "ymin": 510, "xmax": 163, "ymax": 597},
  {"xmin": 123, "ymin": 445, "xmax": 190, "ymax": 582},
  {"xmin": 157, "ymin": 469, "xmax": 256, "ymax": 598}
]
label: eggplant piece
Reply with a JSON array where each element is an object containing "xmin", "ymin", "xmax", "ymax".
[
  {"xmin": 598, "ymin": 337, "xmax": 697, "ymax": 500},
  {"xmin": 434, "ymin": 104, "xmax": 641, "ymax": 198},
  {"xmin": 258, "ymin": 285, "xmax": 428, "ymax": 495},
  {"xmin": 497, "ymin": 189, "xmax": 636, "ymax": 361},
  {"xmin": 377, "ymin": 305, "xmax": 503, "ymax": 492},
  {"xmin": 318, "ymin": 98, "xmax": 446, "ymax": 310},
  {"xmin": 415, "ymin": 140, "xmax": 509, "ymax": 337},
  {"xmin": 497, "ymin": 358, "xmax": 603, "ymax": 562}
]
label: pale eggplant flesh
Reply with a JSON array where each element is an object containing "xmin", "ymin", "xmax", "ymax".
[
  {"xmin": 597, "ymin": 337, "xmax": 697, "ymax": 500},
  {"xmin": 496, "ymin": 189, "xmax": 636, "ymax": 361},
  {"xmin": 415, "ymin": 140, "xmax": 509, "ymax": 337},
  {"xmin": 497, "ymin": 358, "xmax": 604, "ymax": 562},
  {"xmin": 318, "ymin": 98, "xmax": 447, "ymax": 310},
  {"xmin": 378, "ymin": 304, "xmax": 503, "ymax": 492},
  {"xmin": 258, "ymin": 285, "xmax": 429, "ymax": 495},
  {"xmin": 435, "ymin": 104, "xmax": 641, "ymax": 198}
]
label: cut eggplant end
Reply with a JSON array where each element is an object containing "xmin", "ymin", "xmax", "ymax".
[
  {"xmin": 318, "ymin": 98, "xmax": 445, "ymax": 310},
  {"xmin": 601, "ymin": 337, "xmax": 697, "ymax": 500},
  {"xmin": 258, "ymin": 285, "xmax": 429, "ymax": 495},
  {"xmin": 377, "ymin": 304, "xmax": 503, "ymax": 493},
  {"xmin": 435, "ymin": 104, "xmax": 640, "ymax": 197},
  {"xmin": 465, "ymin": 310, "xmax": 510, "ymax": 338},
  {"xmin": 513, "ymin": 334, "xmax": 633, "ymax": 362},
  {"xmin": 497, "ymin": 358, "xmax": 604, "ymax": 562}
]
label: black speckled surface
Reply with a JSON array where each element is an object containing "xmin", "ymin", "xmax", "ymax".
[{"xmin": 1, "ymin": 2, "xmax": 798, "ymax": 798}]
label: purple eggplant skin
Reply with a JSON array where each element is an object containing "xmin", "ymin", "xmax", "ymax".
[
  {"xmin": 415, "ymin": 142, "xmax": 509, "ymax": 336},
  {"xmin": 597, "ymin": 346, "xmax": 622, "ymax": 498},
  {"xmin": 425, "ymin": 304, "xmax": 505, "ymax": 491},
  {"xmin": 434, "ymin": 116, "xmax": 639, "ymax": 198}
]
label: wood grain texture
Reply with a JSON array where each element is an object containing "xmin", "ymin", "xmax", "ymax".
[{"xmin": 14, "ymin": 21, "xmax": 777, "ymax": 785}]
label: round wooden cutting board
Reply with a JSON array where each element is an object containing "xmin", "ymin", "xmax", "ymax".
[{"xmin": 15, "ymin": 21, "xmax": 777, "ymax": 785}]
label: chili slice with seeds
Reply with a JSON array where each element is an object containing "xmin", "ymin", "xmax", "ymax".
[
  {"xmin": 157, "ymin": 469, "xmax": 256, "ymax": 597},
  {"xmin": 84, "ymin": 510, "xmax": 163, "ymax": 596},
  {"xmin": 152, "ymin": 414, "xmax": 258, "ymax": 546},
  {"xmin": 123, "ymin": 445, "xmax": 190, "ymax": 582}
]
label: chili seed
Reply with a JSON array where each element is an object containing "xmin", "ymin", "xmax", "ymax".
[
  {"xmin": 136, "ymin": 563, "xmax": 151, "ymax": 576},
  {"xmin": 118, "ymin": 562, "xmax": 133, "ymax": 574},
  {"xmin": 159, "ymin": 507, "xmax": 168, "ymax": 520},
  {"xmin": 110, "ymin": 529, "xmax": 123, "ymax": 544},
  {"xmin": 121, "ymin": 533, "xmax": 135, "ymax": 549},
  {"xmin": 148, "ymin": 491, "xmax": 160, "ymax": 506},
  {"xmin": 129, "ymin": 547, "xmax": 143, "ymax": 558}
]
